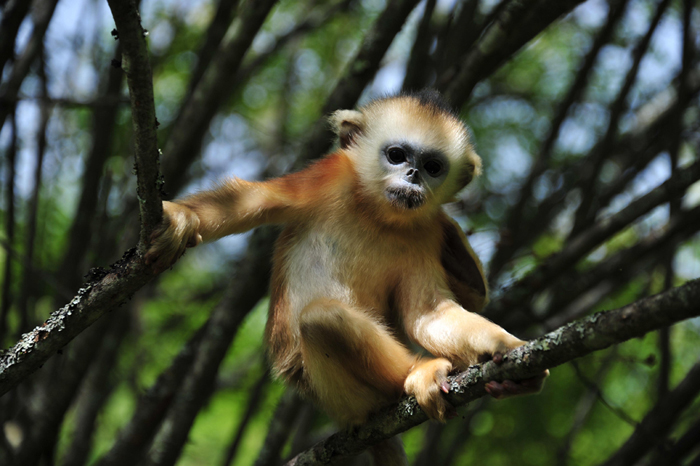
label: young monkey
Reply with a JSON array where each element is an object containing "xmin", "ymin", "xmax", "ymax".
[{"xmin": 146, "ymin": 90, "xmax": 545, "ymax": 464}]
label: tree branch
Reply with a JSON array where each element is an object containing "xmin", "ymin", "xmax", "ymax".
[
  {"xmin": 441, "ymin": 0, "xmax": 586, "ymax": 107},
  {"xmin": 142, "ymin": 228, "xmax": 274, "ymax": 466},
  {"xmin": 93, "ymin": 324, "xmax": 206, "ymax": 466},
  {"xmin": 285, "ymin": 279, "xmax": 700, "ymax": 465},
  {"xmin": 160, "ymin": 0, "xmax": 278, "ymax": 195},
  {"xmin": 486, "ymin": 158, "xmax": 700, "ymax": 322},
  {"xmin": 59, "ymin": 44, "xmax": 125, "ymax": 289},
  {"xmin": 293, "ymin": 0, "xmax": 423, "ymax": 167},
  {"xmin": 107, "ymin": 0, "xmax": 163, "ymax": 245},
  {"xmin": 571, "ymin": 0, "xmax": 673, "ymax": 235},
  {"xmin": 0, "ymin": 250, "xmax": 153, "ymax": 396},
  {"xmin": 0, "ymin": 0, "xmax": 59, "ymax": 129},
  {"xmin": 487, "ymin": 0, "xmax": 631, "ymax": 281},
  {"xmin": 0, "ymin": 0, "xmax": 164, "ymax": 396}
]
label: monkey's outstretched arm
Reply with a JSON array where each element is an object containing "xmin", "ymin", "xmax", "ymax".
[{"xmin": 145, "ymin": 154, "xmax": 353, "ymax": 269}]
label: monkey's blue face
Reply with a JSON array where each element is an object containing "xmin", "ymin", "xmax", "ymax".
[{"xmin": 380, "ymin": 141, "xmax": 450, "ymax": 210}]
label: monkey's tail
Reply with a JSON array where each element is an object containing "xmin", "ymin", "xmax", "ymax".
[{"xmin": 370, "ymin": 437, "xmax": 408, "ymax": 466}]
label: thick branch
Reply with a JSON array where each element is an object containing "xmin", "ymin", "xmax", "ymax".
[
  {"xmin": 285, "ymin": 279, "xmax": 700, "ymax": 465},
  {"xmin": 0, "ymin": 251, "xmax": 154, "ymax": 396},
  {"xmin": 93, "ymin": 324, "xmax": 206, "ymax": 466}
]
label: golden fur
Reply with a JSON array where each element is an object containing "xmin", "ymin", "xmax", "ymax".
[{"xmin": 147, "ymin": 92, "xmax": 541, "ymax": 465}]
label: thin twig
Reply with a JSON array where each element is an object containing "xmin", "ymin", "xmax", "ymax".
[
  {"xmin": 59, "ymin": 45, "xmax": 126, "ymax": 289},
  {"xmin": 0, "ymin": 0, "xmax": 59, "ymax": 128},
  {"xmin": 571, "ymin": 0, "xmax": 673, "ymax": 235},
  {"xmin": 487, "ymin": 0, "xmax": 631, "ymax": 281},
  {"xmin": 107, "ymin": 0, "xmax": 163, "ymax": 245},
  {"xmin": 17, "ymin": 44, "xmax": 50, "ymax": 334},
  {"xmin": 486, "ymin": 159, "xmax": 700, "ymax": 322},
  {"xmin": 160, "ymin": 0, "xmax": 278, "ymax": 194},
  {"xmin": 0, "ymin": 108, "xmax": 17, "ymax": 344}
]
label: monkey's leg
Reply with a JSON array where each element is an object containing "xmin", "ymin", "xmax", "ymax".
[{"xmin": 298, "ymin": 299, "xmax": 417, "ymax": 426}]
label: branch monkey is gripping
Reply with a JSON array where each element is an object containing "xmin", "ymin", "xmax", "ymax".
[{"xmin": 147, "ymin": 90, "xmax": 545, "ymax": 464}]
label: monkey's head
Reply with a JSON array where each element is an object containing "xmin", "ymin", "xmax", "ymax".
[{"xmin": 330, "ymin": 90, "xmax": 481, "ymax": 222}]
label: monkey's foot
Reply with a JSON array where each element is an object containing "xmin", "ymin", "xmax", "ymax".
[
  {"xmin": 484, "ymin": 352, "xmax": 549, "ymax": 400},
  {"xmin": 404, "ymin": 358, "xmax": 456, "ymax": 422}
]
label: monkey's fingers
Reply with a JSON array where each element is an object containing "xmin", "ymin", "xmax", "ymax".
[
  {"xmin": 145, "ymin": 233, "xmax": 187, "ymax": 272},
  {"xmin": 145, "ymin": 202, "xmax": 202, "ymax": 271}
]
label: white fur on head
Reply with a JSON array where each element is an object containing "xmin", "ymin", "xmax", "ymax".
[{"xmin": 331, "ymin": 93, "xmax": 482, "ymax": 208}]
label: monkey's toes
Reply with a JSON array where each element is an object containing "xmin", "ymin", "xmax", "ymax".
[
  {"xmin": 405, "ymin": 358, "xmax": 454, "ymax": 422},
  {"xmin": 485, "ymin": 370, "xmax": 548, "ymax": 400}
]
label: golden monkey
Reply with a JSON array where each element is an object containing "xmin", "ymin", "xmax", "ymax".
[{"xmin": 146, "ymin": 90, "xmax": 545, "ymax": 465}]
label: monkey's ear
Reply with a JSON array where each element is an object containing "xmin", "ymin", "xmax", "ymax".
[
  {"xmin": 329, "ymin": 110, "xmax": 365, "ymax": 149},
  {"xmin": 455, "ymin": 156, "xmax": 482, "ymax": 192}
]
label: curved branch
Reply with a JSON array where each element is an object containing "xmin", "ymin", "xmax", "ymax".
[
  {"xmin": 285, "ymin": 279, "xmax": 700, "ymax": 465},
  {"xmin": 441, "ymin": 0, "xmax": 586, "ymax": 107}
]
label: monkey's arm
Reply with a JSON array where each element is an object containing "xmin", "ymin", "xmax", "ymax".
[{"xmin": 146, "ymin": 154, "xmax": 353, "ymax": 268}]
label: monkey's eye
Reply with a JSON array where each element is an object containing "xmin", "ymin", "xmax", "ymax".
[
  {"xmin": 386, "ymin": 147, "xmax": 407, "ymax": 165},
  {"xmin": 424, "ymin": 160, "xmax": 443, "ymax": 176}
]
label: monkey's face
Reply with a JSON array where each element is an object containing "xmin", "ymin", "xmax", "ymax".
[
  {"xmin": 380, "ymin": 141, "xmax": 450, "ymax": 210},
  {"xmin": 331, "ymin": 93, "xmax": 483, "ymax": 220}
]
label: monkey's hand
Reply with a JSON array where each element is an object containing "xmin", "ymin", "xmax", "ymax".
[
  {"xmin": 481, "ymin": 335, "xmax": 549, "ymax": 400},
  {"xmin": 404, "ymin": 358, "xmax": 456, "ymax": 422},
  {"xmin": 145, "ymin": 201, "xmax": 202, "ymax": 272}
]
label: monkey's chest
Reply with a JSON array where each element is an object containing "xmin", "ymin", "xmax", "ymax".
[{"xmin": 282, "ymin": 227, "xmax": 397, "ymax": 316}]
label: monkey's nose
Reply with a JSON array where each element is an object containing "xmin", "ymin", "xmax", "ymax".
[{"xmin": 406, "ymin": 168, "xmax": 420, "ymax": 184}]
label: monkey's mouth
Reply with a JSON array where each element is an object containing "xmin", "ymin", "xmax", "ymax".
[{"xmin": 385, "ymin": 186, "xmax": 426, "ymax": 210}]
